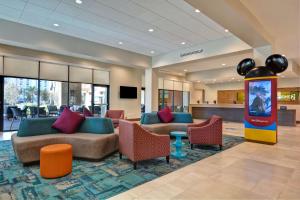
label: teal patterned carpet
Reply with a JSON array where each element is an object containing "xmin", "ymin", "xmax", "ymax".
[{"xmin": 0, "ymin": 135, "xmax": 243, "ymax": 200}]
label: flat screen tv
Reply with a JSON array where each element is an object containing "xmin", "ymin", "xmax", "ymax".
[
  {"xmin": 248, "ymin": 80, "xmax": 272, "ymax": 117},
  {"xmin": 120, "ymin": 86, "xmax": 137, "ymax": 99}
]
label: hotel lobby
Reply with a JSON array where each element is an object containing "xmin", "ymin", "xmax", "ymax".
[{"xmin": 0, "ymin": 0, "xmax": 299, "ymax": 199}]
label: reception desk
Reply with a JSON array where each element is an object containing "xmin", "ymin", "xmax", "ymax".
[{"xmin": 190, "ymin": 104, "xmax": 297, "ymax": 126}]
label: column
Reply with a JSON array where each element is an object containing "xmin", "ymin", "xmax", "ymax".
[{"xmin": 145, "ymin": 68, "xmax": 158, "ymax": 112}]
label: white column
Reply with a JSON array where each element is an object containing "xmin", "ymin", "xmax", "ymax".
[{"xmin": 145, "ymin": 68, "xmax": 158, "ymax": 112}]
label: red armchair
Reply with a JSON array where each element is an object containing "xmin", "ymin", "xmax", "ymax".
[
  {"xmin": 119, "ymin": 120, "xmax": 170, "ymax": 169},
  {"xmin": 187, "ymin": 115, "xmax": 223, "ymax": 150},
  {"xmin": 105, "ymin": 110, "xmax": 124, "ymax": 128}
]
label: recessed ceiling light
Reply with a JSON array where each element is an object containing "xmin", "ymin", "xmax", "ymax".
[
  {"xmin": 150, "ymin": 50, "xmax": 155, "ymax": 54},
  {"xmin": 118, "ymin": 41, "xmax": 123, "ymax": 45},
  {"xmin": 195, "ymin": 9, "xmax": 200, "ymax": 13},
  {"xmin": 53, "ymin": 23, "xmax": 59, "ymax": 27},
  {"xmin": 148, "ymin": 28, "xmax": 154, "ymax": 32},
  {"xmin": 75, "ymin": 0, "xmax": 82, "ymax": 4},
  {"xmin": 222, "ymin": 63, "xmax": 226, "ymax": 66},
  {"xmin": 184, "ymin": 69, "xmax": 188, "ymax": 72},
  {"xmin": 181, "ymin": 42, "xmax": 186, "ymax": 45},
  {"xmin": 224, "ymin": 29, "xmax": 229, "ymax": 32}
]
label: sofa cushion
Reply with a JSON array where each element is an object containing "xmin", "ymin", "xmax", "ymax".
[
  {"xmin": 17, "ymin": 117, "xmax": 59, "ymax": 137},
  {"xmin": 158, "ymin": 108, "xmax": 174, "ymax": 123},
  {"xmin": 52, "ymin": 108, "xmax": 85, "ymax": 134},
  {"xmin": 140, "ymin": 112, "xmax": 161, "ymax": 124},
  {"xmin": 78, "ymin": 117, "xmax": 114, "ymax": 134},
  {"xmin": 172, "ymin": 112, "xmax": 193, "ymax": 123}
]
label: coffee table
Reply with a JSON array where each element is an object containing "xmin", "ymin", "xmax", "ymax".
[{"xmin": 170, "ymin": 131, "xmax": 187, "ymax": 158}]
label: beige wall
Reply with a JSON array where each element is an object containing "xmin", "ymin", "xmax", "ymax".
[{"xmin": 109, "ymin": 65, "xmax": 143, "ymax": 119}]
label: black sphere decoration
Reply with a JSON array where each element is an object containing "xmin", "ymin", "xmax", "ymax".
[
  {"xmin": 237, "ymin": 58, "xmax": 256, "ymax": 76},
  {"xmin": 265, "ymin": 54, "xmax": 288, "ymax": 74}
]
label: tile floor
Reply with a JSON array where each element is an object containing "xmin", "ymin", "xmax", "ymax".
[
  {"xmin": 1, "ymin": 122, "xmax": 299, "ymax": 199},
  {"xmin": 110, "ymin": 122, "xmax": 300, "ymax": 200}
]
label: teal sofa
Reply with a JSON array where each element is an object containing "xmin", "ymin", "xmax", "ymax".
[
  {"xmin": 12, "ymin": 117, "xmax": 118, "ymax": 164},
  {"xmin": 140, "ymin": 112, "xmax": 195, "ymax": 135}
]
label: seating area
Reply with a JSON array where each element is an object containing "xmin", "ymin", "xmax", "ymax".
[{"xmin": 0, "ymin": 1, "xmax": 299, "ymax": 199}]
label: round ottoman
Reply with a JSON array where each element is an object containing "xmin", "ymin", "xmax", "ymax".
[{"xmin": 40, "ymin": 144, "xmax": 72, "ymax": 179}]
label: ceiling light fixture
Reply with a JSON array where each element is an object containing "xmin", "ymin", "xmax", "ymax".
[
  {"xmin": 148, "ymin": 28, "xmax": 154, "ymax": 32},
  {"xmin": 150, "ymin": 50, "xmax": 155, "ymax": 54},
  {"xmin": 118, "ymin": 41, "xmax": 123, "ymax": 45},
  {"xmin": 195, "ymin": 9, "xmax": 200, "ymax": 13},
  {"xmin": 75, "ymin": 0, "xmax": 82, "ymax": 4},
  {"xmin": 222, "ymin": 63, "xmax": 226, "ymax": 66},
  {"xmin": 224, "ymin": 29, "xmax": 229, "ymax": 32},
  {"xmin": 53, "ymin": 23, "xmax": 59, "ymax": 27},
  {"xmin": 181, "ymin": 42, "xmax": 186, "ymax": 45}
]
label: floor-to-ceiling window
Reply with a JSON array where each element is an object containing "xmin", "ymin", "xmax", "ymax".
[
  {"xmin": 39, "ymin": 80, "xmax": 68, "ymax": 117},
  {"xmin": 93, "ymin": 85, "xmax": 109, "ymax": 117},
  {"xmin": 141, "ymin": 87, "xmax": 145, "ymax": 113},
  {"xmin": 158, "ymin": 89, "xmax": 190, "ymax": 112},
  {"xmin": 69, "ymin": 83, "xmax": 92, "ymax": 113},
  {"xmin": 3, "ymin": 77, "xmax": 38, "ymax": 130}
]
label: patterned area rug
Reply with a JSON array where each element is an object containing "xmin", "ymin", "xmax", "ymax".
[{"xmin": 0, "ymin": 135, "xmax": 244, "ymax": 200}]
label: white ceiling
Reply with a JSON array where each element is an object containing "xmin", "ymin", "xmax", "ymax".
[{"xmin": 0, "ymin": 0, "xmax": 231, "ymax": 56}]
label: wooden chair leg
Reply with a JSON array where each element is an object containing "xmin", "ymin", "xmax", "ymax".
[
  {"xmin": 166, "ymin": 155, "xmax": 170, "ymax": 163},
  {"xmin": 119, "ymin": 152, "xmax": 122, "ymax": 159},
  {"xmin": 190, "ymin": 144, "xmax": 194, "ymax": 149},
  {"xmin": 133, "ymin": 162, "xmax": 137, "ymax": 170}
]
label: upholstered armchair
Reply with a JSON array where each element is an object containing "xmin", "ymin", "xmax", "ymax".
[
  {"xmin": 187, "ymin": 115, "xmax": 223, "ymax": 150},
  {"xmin": 119, "ymin": 120, "xmax": 170, "ymax": 169},
  {"xmin": 105, "ymin": 110, "xmax": 124, "ymax": 128}
]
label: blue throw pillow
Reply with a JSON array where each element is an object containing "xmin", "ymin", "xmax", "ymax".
[
  {"xmin": 172, "ymin": 112, "xmax": 193, "ymax": 123},
  {"xmin": 17, "ymin": 118, "xmax": 59, "ymax": 137},
  {"xmin": 78, "ymin": 117, "xmax": 114, "ymax": 134},
  {"xmin": 140, "ymin": 112, "xmax": 161, "ymax": 124}
]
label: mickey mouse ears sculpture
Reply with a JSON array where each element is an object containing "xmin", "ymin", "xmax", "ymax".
[{"xmin": 237, "ymin": 54, "xmax": 288, "ymax": 78}]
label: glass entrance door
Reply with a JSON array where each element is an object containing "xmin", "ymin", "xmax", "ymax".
[{"xmin": 93, "ymin": 85, "xmax": 109, "ymax": 117}]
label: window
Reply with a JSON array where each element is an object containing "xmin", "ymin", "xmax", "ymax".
[
  {"xmin": 39, "ymin": 80, "xmax": 68, "ymax": 116},
  {"xmin": 69, "ymin": 83, "xmax": 92, "ymax": 113},
  {"xmin": 93, "ymin": 85, "xmax": 109, "ymax": 117},
  {"xmin": 158, "ymin": 89, "xmax": 190, "ymax": 112},
  {"xmin": 141, "ymin": 88, "xmax": 145, "ymax": 113},
  {"xmin": 3, "ymin": 77, "xmax": 38, "ymax": 130}
]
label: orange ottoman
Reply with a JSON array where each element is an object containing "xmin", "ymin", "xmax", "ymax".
[{"xmin": 40, "ymin": 144, "xmax": 72, "ymax": 178}]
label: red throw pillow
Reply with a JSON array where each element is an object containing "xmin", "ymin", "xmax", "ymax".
[
  {"xmin": 52, "ymin": 107, "xmax": 85, "ymax": 134},
  {"xmin": 157, "ymin": 108, "xmax": 174, "ymax": 123},
  {"xmin": 83, "ymin": 107, "xmax": 93, "ymax": 117}
]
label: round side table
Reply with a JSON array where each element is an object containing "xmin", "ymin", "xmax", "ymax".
[{"xmin": 170, "ymin": 131, "xmax": 187, "ymax": 158}]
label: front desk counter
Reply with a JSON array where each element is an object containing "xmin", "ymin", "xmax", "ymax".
[{"xmin": 190, "ymin": 104, "xmax": 297, "ymax": 126}]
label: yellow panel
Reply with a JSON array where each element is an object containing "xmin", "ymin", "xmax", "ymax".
[{"xmin": 245, "ymin": 128, "xmax": 277, "ymax": 144}]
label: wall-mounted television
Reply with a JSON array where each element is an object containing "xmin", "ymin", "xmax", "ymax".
[
  {"xmin": 120, "ymin": 86, "xmax": 137, "ymax": 99},
  {"xmin": 248, "ymin": 80, "xmax": 272, "ymax": 117}
]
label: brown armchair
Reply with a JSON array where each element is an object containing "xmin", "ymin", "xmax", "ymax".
[
  {"xmin": 119, "ymin": 120, "xmax": 170, "ymax": 169},
  {"xmin": 105, "ymin": 110, "xmax": 124, "ymax": 128},
  {"xmin": 187, "ymin": 115, "xmax": 223, "ymax": 150}
]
